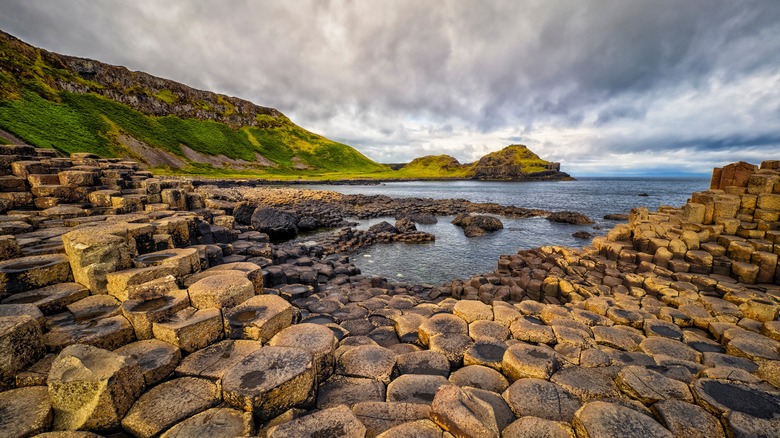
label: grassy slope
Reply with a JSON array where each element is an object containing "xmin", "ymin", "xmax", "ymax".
[{"xmin": 0, "ymin": 32, "xmax": 388, "ymax": 178}]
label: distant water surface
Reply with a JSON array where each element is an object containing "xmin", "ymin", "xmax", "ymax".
[{"xmin": 302, "ymin": 178, "xmax": 709, "ymax": 284}]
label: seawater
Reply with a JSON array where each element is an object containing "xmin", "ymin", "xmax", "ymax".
[{"xmin": 302, "ymin": 178, "xmax": 709, "ymax": 285}]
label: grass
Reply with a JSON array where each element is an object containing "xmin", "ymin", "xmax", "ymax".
[{"xmin": 0, "ymin": 31, "xmax": 557, "ymax": 181}]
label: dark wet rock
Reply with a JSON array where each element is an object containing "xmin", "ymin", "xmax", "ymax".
[
  {"xmin": 251, "ymin": 207, "xmax": 299, "ymax": 240},
  {"xmin": 452, "ymin": 214, "xmax": 503, "ymax": 237},
  {"xmin": 394, "ymin": 218, "xmax": 417, "ymax": 233},
  {"xmin": 368, "ymin": 221, "xmax": 398, "ymax": 234},
  {"xmin": 573, "ymin": 231, "xmax": 594, "ymax": 239},
  {"xmin": 547, "ymin": 211, "xmax": 593, "ymax": 225}
]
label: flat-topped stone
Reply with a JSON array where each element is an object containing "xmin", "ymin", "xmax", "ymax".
[
  {"xmin": 352, "ymin": 401, "xmax": 431, "ymax": 437},
  {"xmin": 152, "ymin": 307, "xmax": 223, "ymax": 353},
  {"xmin": 175, "ymin": 339, "xmax": 261, "ymax": 382},
  {"xmin": 269, "ymin": 323, "xmax": 337, "ymax": 384},
  {"xmin": 267, "ymin": 405, "xmax": 366, "ymax": 438},
  {"xmin": 502, "ymin": 416, "xmax": 575, "ymax": 438},
  {"xmin": 1, "ymin": 282, "xmax": 88, "ymax": 314},
  {"xmin": 395, "ymin": 349, "xmax": 451, "ymax": 376},
  {"xmin": 159, "ymin": 407, "xmax": 254, "ymax": 438},
  {"xmin": 573, "ymin": 401, "xmax": 673, "ymax": 438},
  {"xmin": 652, "ymin": 399, "xmax": 725, "ymax": 438},
  {"xmin": 448, "ymin": 364, "xmax": 508, "ymax": 393},
  {"xmin": 223, "ymin": 293, "xmax": 293, "ymax": 341},
  {"xmin": 502, "ymin": 342, "xmax": 562, "ymax": 381},
  {"xmin": 121, "ymin": 377, "xmax": 220, "ymax": 438},
  {"xmin": 503, "ymin": 377, "xmax": 581, "ymax": 422},
  {"xmin": 114, "ymin": 339, "xmax": 181, "ymax": 386},
  {"xmin": 386, "ymin": 373, "xmax": 450, "ymax": 404},
  {"xmin": 615, "ymin": 365, "xmax": 693, "ymax": 404},
  {"xmin": 188, "ymin": 271, "xmax": 254, "ymax": 309},
  {"xmin": 316, "ymin": 375, "xmax": 386, "ymax": 409},
  {"xmin": 430, "ymin": 384, "xmax": 499, "ymax": 438},
  {"xmin": 222, "ymin": 346, "xmax": 315, "ymax": 421},
  {"xmin": 418, "ymin": 313, "xmax": 468, "ymax": 346},
  {"xmin": 0, "ymin": 253, "xmax": 72, "ymax": 295},
  {"xmin": 337, "ymin": 344, "xmax": 396, "ymax": 384}
]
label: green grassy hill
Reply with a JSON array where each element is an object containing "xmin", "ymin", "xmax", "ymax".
[{"xmin": 0, "ymin": 30, "xmax": 388, "ymax": 178}]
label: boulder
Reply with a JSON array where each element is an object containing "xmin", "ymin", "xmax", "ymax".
[
  {"xmin": 547, "ymin": 211, "xmax": 593, "ymax": 225},
  {"xmin": 48, "ymin": 344, "xmax": 145, "ymax": 432},
  {"xmin": 368, "ymin": 221, "xmax": 398, "ymax": 234},
  {"xmin": 250, "ymin": 207, "xmax": 299, "ymax": 240}
]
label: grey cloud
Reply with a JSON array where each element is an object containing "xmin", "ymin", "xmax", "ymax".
[{"xmin": 0, "ymin": 0, "xmax": 779, "ymax": 173}]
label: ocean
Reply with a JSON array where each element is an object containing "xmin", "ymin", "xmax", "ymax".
[{"xmin": 303, "ymin": 178, "xmax": 711, "ymax": 285}]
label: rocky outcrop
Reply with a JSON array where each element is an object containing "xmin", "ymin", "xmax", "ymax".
[
  {"xmin": 470, "ymin": 145, "xmax": 571, "ymax": 181},
  {"xmin": 452, "ymin": 213, "xmax": 504, "ymax": 237}
]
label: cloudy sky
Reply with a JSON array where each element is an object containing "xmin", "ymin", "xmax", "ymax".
[{"xmin": 1, "ymin": 1, "xmax": 779, "ymax": 175}]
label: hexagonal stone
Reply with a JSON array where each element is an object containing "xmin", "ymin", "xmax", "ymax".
[
  {"xmin": 640, "ymin": 337, "xmax": 702, "ymax": 363},
  {"xmin": 550, "ymin": 366, "xmax": 621, "ymax": 402},
  {"xmin": 44, "ymin": 314, "xmax": 135, "ymax": 351},
  {"xmin": 509, "ymin": 316, "xmax": 556, "ymax": 344},
  {"xmin": 122, "ymin": 377, "xmax": 220, "ymax": 438},
  {"xmin": 0, "ymin": 314, "xmax": 44, "ymax": 387},
  {"xmin": 135, "ymin": 247, "xmax": 200, "ymax": 278},
  {"xmin": 692, "ymin": 379, "xmax": 780, "ymax": 435},
  {"xmin": 121, "ymin": 290, "xmax": 190, "ymax": 339},
  {"xmin": 352, "ymin": 401, "xmax": 430, "ymax": 437},
  {"xmin": 463, "ymin": 386, "xmax": 516, "ymax": 431},
  {"xmin": 502, "ymin": 378, "xmax": 581, "ymax": 422},
  {"xmin": 0, "ymin": 386, "xmax": 52, "ymax": 437},
  {"xmin": 453, "ymin": 300, "xmax": 493, "ymax": 323},
  {"xmin": 267, "ymin": 405, "xmax": 366, "ymax": 438},
  {"xmin": 725, "ymin": 330, "xmax": 780, "ymax": 361},
  {"xmin": 463, "ymin": 338, "xmax": 507, "ymax": 370},
  {"xmin": 387, "ymin": 374, "xmax": 450, "ymax": 404},
  {"xmin": 159, "ymin": 407, "xmax": 254, "ymax": 438},
  {"xmin": 114, "ymin": 339, "xmax": 181, "ymax": 386},
  {"xmin": 0, "ymin": 253, "xmax": 73, "ymax": 295},
  {"xmin": 652, "ymin": 399, "xmax": 725, "ymax": 438},
  {"xmin": 469, "ymin": 320, "xmax": 510, "ymax": 341},
  {"xmin": 393, "ymin": 312, "xmax": 426, "ymax": 343},
  {"xmin": 1, "ymin": 282, "xmax": 88, "ymax": 315},
  {"xmin": 222, "ymin": 346, "xmax": 315, "ymax": 421},
  {"xmin": 395, "ymin": 350, "xmax": 450, "ymax": 376},
  {"xmin": 502, "ymin": 416, "xmax": 575, "ymax": 438},
  {"xmin": 592, "ymin": 326, "xmax": 643, "ymax": 351},
  {"xmin": 375, "ymin": 419, "xmax": 445, "ymax": 438},
  {"xmin": 502, "ymin": 342, "xmax": 562, "ymax": 381},
  {"xmin": 429, "ymin": 333, "xmax": 473, "ymax": 367},
  {"xmin": 419, "ymin": 313, "xmax": 468, "ymax": 346},
  {"xmin": 643, "ymin": 319, "xmax": 683, "ymax": 340},
  {"xmin": 573, "ymin": 401, "xmax": 673, "ymax": 438},
  {"xmin": 175, "ymin": 339, "xmax": 261, "ymax": 381},
  {"xmin": 317, "ymin": 375, "xmax": 386, "ymax": 409},
  {"xmin": 448, "ymin": 365, "xmax": 508, "ymax": 393},
  {"xmin": 106, "ymin": 266, "xmax": 178, "ymax": 302},
  {"xmin": 188, "ymin": 272, "xmax": 254, "ymax": 309},
  {"xmin": 606, "ymin": 307, "xmax": 645, "ymax": 328},
  {"xmin": 430, "ymin": 384, "xmax": 499, "ymax": 438},
  {"xmin": 615, "ymin": 365, "xmax": 693, "ymax": 404},
  {"xmin": 337, "ymin": 344, "xmax": 396, "ymax": 384},
  {"xmin": 152, "ymin": 307, "xmax": 223, "ymax": 353},
  {"xmin": 223, "ymin": 294, "xmax": 293, "ymax": 341},
  {"xmin": 48, "ymin": 344, "xmax": 145, "ymax": 432},
  {"xmin": 269, "ymin": 323, "xmax": 337, "ymax": 384}
]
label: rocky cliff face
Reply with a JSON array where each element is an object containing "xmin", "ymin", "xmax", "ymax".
[{"xmin": 57, "ymin": 56, "xmax": 285, "ymax": 129}]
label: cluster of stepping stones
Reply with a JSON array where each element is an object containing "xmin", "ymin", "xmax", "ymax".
[{"xmin": 0, "ymin": 144, "xmax": 779, "ymax": 437}]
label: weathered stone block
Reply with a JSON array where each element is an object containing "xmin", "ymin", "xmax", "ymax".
[
  {"xmin": 0, "ymin": 253, "xmax": 72, "ymax": 295},
  {"xmin": 62, "ymin": 229, "xmax": 133, "ymax": 293},
  {"xmin": 188, "ymin": 271, "xmax": 254, "ymax": 309},
  {"xmin": 223, "ymin": 293, "xmax": 293, "ymax": 342},
  {"xmin": 222, "ymin": 346, "xmax": 315, "ymax": 421},
  {"xmin": 0, "ymin": 315, "xmax": 45, "ymax": 388},
  {"xmin": 152, "ymin": 307, "xmax": 223, "ymax": 353},
  {"xmin": 121, "ymin": 289, "xmax": 190, "ymax": 339},
  {"xmin": 48, "ymin": 344, "xmax": 145, "ymax": 432},
  {"xmin": 106, "ymin": 265, "xmax": 178, "ymax": 301}
]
